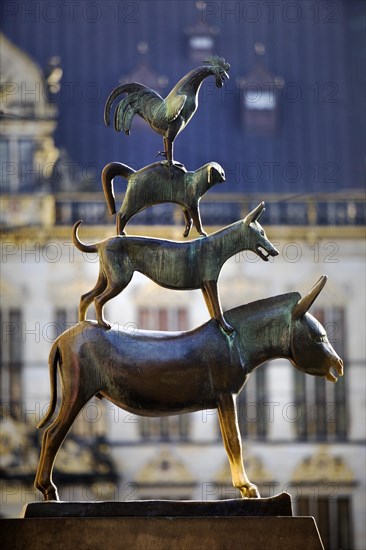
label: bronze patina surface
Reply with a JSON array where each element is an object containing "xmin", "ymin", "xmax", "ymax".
[
  {"xmin": 23, "ymin": 493, "xmax": 292, "ymax": 517},
  {"xmin": 102, "ymin": 160, "xmax": 225, "ymax": 236},
  {"xmin": 104, "ymin": 56, "xmax": 230, "ymax": 164},
  {"xmin": 72, "ymin": 202, "xmax": 278, "ymax": 332},
  {"xmin": 34, "ymin": 276, "xmax": 343, "ymax": 501}
]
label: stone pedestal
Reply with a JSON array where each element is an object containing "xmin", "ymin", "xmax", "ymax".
[{"xmin": 2, "ymin": 495, "xmax": 324, "ymax": 550}]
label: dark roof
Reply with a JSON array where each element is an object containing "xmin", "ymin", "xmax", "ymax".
[{"xmin": 2, "ymin": 0, "xmax": 365, "ymax": 194}]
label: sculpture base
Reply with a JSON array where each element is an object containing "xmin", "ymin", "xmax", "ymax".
[
  {"xmin": 2, "ymin": 516, "xmax": 324, "ymax": 550},
  {"xmin": 1, "ymin": 495, "xmax": 324, "ymax": 550},
  {"xmin": 22, "ymin": 493, "xmax": 292, "ymax": 518}
]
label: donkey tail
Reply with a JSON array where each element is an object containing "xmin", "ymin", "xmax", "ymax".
[
  {"xmin": 37, "ymin": 341, "xmax": 59, "ymax": 429},
  {"xmin": 102, "ymin": 162, "xmax": 135, "ymax": 215},
  {"xmin": 72, "ymin": 221, "xmax": 97, "ymax": 253}
]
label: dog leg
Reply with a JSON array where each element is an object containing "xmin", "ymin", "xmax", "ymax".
[
  {"xmin": 94, "ymin": 260, "xmax": 132, "ymax": 329},
  {"xmin": 201, "ymin": 285, "xmax": 215, "ymax": 318},
  {"xmin": 94, "ymin": 281, "xmax": 125, "ymax": 329},
  {"xmin": 202, "ymin": 280, "xmax": 234, "ymax": 334},
  {"xmin": 79, "ymin": 270, "xmax": 106, "ymax": 322}
]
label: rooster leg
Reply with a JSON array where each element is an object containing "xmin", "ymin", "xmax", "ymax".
[{"xmin": 164, "ymin": 137, "xmax": 174, "ymax": 165}]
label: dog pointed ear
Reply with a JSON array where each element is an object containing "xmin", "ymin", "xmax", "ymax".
[
  {"xmin": 292, "ymin": 275, "xmax": 328, "ymax": 319},
  {"xmin": 244, "ymin": 202, "xmax": 265, "ymax": 226}
]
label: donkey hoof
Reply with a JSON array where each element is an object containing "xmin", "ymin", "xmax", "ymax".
[
  {"xmin": 240, "ymin": 484, "xmax": 260, "ymax": 499},
  {"xmin": 45, "ymin": 487, "xmax": 59, "ymax": 501}
]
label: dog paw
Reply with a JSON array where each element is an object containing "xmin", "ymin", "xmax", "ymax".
[
  {"xmin": 99, "ymin": 320, "xmax": 111, "ymax": 330},
  {"xmin": 219, "ymin": 320, "xmax": 234, "ymax": 334}
]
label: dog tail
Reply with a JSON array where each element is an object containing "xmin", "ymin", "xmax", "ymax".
[
  {"xmin": 72, "ymin": 220, "xmax": 97, "ymax": 253},
  {"xmin": 37, "ymin": 340, "xmax": 59, "ymax": 428},
  {"xmin": 102, "ymin": 162, "xmax": 135, "ymax": 215}
]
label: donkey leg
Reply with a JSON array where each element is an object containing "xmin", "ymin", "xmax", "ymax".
[
  {"xmin": 35, "ymin": 394, "xmax": 91, "ymax": 500},
  {"xmin": 79, "ymin": 269, "xmax": 106, "ymax": 322},
  {"xmin": 217, "ymin": 393, "xmax": 260, "ymax": 499},
  {"xmin": 202, "ymin": 281, "xmax": 234, "ymax": 334}
]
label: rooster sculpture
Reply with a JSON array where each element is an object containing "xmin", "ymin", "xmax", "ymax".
[{"xmin": 104, "ymin": 56, "xmax": 230, "ymax": 164}]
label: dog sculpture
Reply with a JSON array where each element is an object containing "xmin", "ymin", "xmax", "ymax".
[
  {"xmin": 72, "ymin": 202, "xmax": 279, "ymax": 333},
  {"xmin": 102, "ymin": 160, "xmax": 226, "ymax": 237},
  {"xmin": 35, "ymin": 276, "xmax": 344, "ymax": 501}
]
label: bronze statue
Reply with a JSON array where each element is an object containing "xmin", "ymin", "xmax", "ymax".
[
  {"xmin": 104, "ymin": 56, "xmax": 230, "ymax": 164},
  {"xmin": 102, "ymin": 160, "xmax": 225, "ymax": 236},
  {"xmin": 34, "ymin": 276, "xmax": 343, "ymax": 501},
  {"xmin": 72, "ymin": 203, "xmax": 279, "ymax": 333}
]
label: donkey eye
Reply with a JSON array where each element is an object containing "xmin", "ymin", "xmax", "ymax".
[
  {"xmin": 260, "ymin": 230, "xmax": 264, "ymax": 236},
  {"xmin": 314, "ymin": 336, "xmax": 326, "ymax": 343}
]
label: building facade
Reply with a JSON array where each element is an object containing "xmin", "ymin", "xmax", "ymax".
[{"xmin": 1, "ymin": 2, "xmax": 365, "ymax": 548}]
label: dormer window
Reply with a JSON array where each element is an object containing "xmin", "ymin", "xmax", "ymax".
[
  {"xmin": 237, "ymin": 44, "xmax": 284, "ymax": 137},
  {"xmin": 189, "ymin": 35, "xmax": 214, "ymax": 52},
  {"xmin": 185, "ymin": 2, "xmax": 219, "ymax": 62},
  {"xmin": 244, "ymin": 89, "xmax": 277, "ymax": 110},
  {"xmin": 117, "ymin": 42, "xmax": 168, "ymax": 131}
]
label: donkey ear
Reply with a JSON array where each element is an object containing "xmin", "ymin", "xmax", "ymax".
[
  {"xmin": 292, "ymin": 275, "xmax": 328, "ymax": 319},
  {"xmin": 244, "ymin": 202, "xmax": 265, "ymax": 226}
]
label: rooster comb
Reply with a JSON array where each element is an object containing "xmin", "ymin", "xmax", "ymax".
[{"xmin": 203, "ymin": 56, "xmax": 230, "ymax": 72}]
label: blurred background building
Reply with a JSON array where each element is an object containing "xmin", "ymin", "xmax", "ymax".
[{"xmin": 0, "ymin": 1, "xmax": 365, "ymax": 549}]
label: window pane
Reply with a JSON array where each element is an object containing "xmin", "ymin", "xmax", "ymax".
[
  {"xmin": 317, "ymin": 497, "xmax": 330, "ymax": 550},
  {"xmin": 245, "ymin": 89, "xmax": 276, "ymax": 110},
  {"xmin": 19, "ymin": 140, "xmax": 35, "ymax": 190},
  {"xmin": 158, "ymin": 308, "xmax": 168, "ymax": 331},
  {"xmin": 0, "ymin": 139, "xmax": 11, "ymax": 192},
  {"xmin": 297, "ymin": 496, "xmax": 310, "ymax": 516},
  {"xmin": 9, "ymin": 309, "xmax": 23, "ymax": 407},
  {"xmin": 337, "ymin": 497, "xmax": 353, "ymax": 549},
  {"xmin": 178, "ymin": 308, "xmax": 188, "ymax": 331},
  {"xmin": 237, "ymin": 365, "xmax": 268, "ymax": 439},
  {"xmin": 190, "ymin": 36, "xmax": 214, "ymax": 50}
]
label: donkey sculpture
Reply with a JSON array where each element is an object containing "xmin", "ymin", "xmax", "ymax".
[{"xmin": 35, "ymin": 276, "xmax": 343, "ymax": 501}]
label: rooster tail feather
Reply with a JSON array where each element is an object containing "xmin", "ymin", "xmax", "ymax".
[
  {"xmin": 114, "ymin": 97, "xmax": 136, "ymax": 133},
  {"xmin": 104, "ymin": 82, "xmax": 149, "ymax": 126},
  {"xmin": 122, "ymin": 106, "xmax": 135, "ymax": 134}
]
